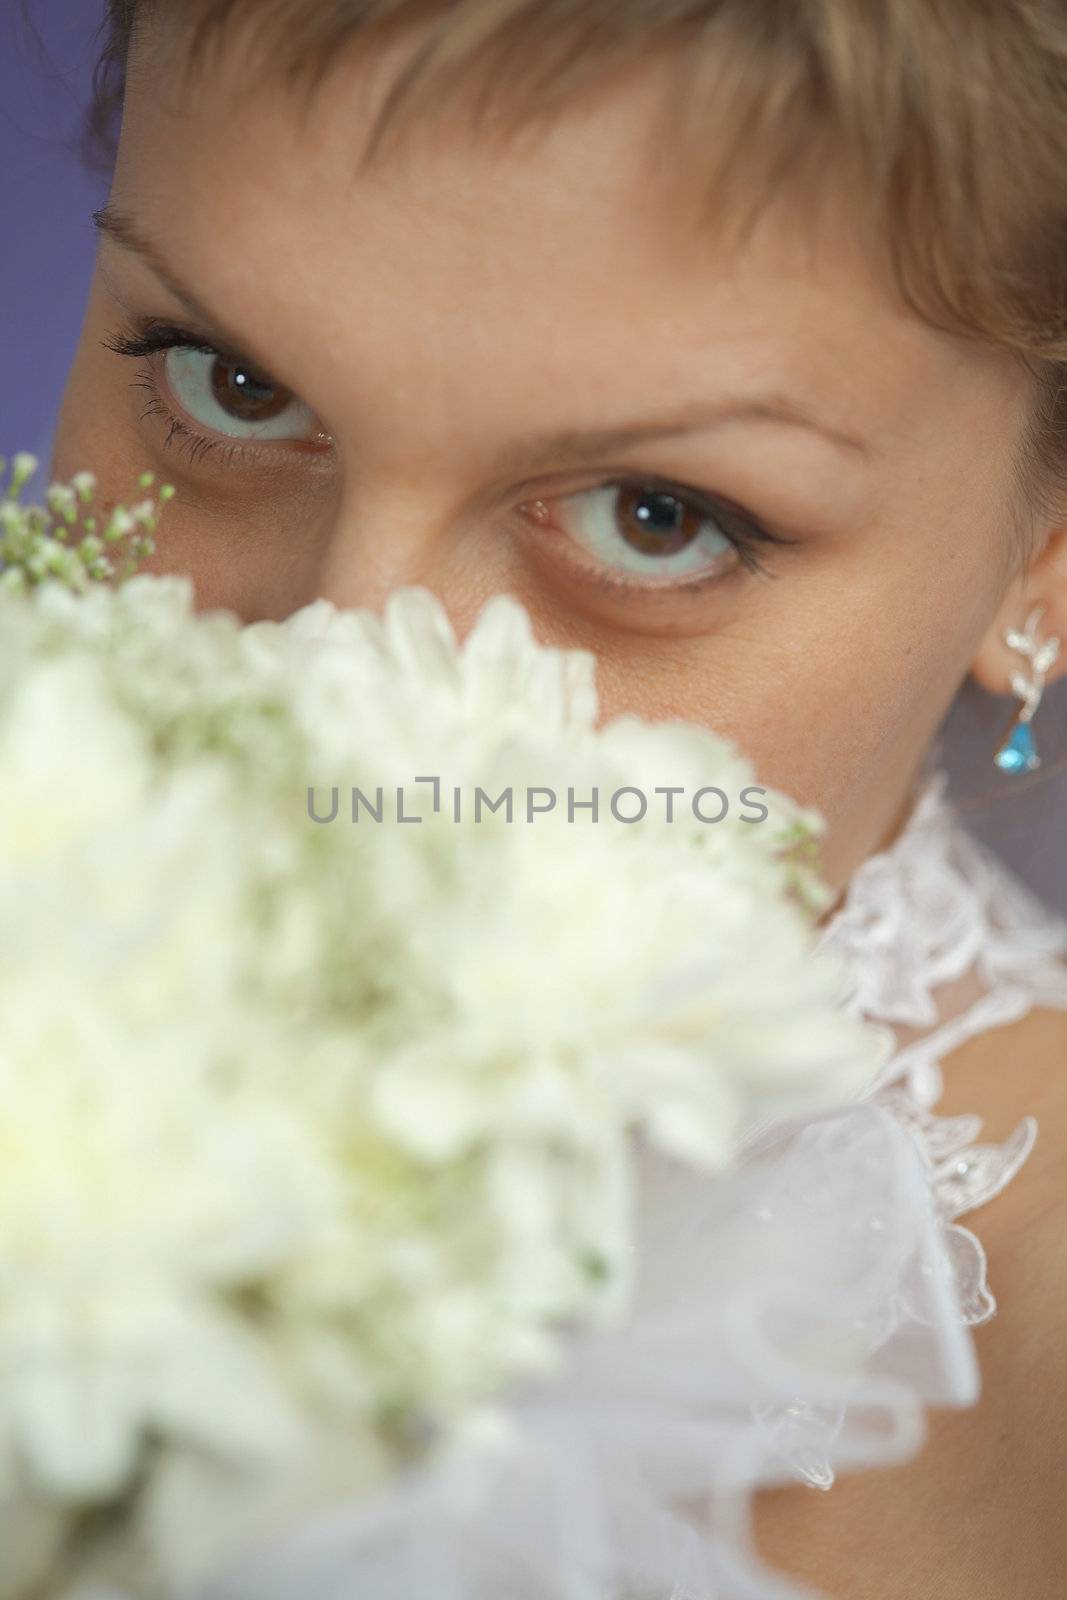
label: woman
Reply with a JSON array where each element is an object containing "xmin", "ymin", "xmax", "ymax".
[{"xmin": 51, "ymin": 1, "xmax": 1067, "ymax": 1594}]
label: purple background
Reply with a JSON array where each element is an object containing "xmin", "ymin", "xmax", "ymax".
[
  {"xmin": 2, "ymin": 0, "xmax": 1065, "ymax": 908},
  {"xmin": 0, "ymin": 2, "xmax": 107, "ymax": 482}
]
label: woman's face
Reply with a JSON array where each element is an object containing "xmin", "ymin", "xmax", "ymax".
[{"xmin": 52, "ymin": 15, "xmax": 1039, "ymax": 892}]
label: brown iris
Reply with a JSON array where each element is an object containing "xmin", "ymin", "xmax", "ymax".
[
  {"xmin": 616, "ymin": 486, "xmax": 702, "ymax": 557},
  {"xmin": 209, "ymin": 358, "xmax": 292, "ymax": 424}
]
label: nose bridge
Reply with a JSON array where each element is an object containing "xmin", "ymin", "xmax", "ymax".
[{"xmin": 310, "ymin": 475, "xmax": 462, "ymax": 613}]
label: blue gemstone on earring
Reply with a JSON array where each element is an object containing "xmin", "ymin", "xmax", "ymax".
[{"xmin": 995, "ymin": 721, "xmax": 1040, "ymax": 772}]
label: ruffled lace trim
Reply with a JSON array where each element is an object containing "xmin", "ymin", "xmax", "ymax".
[
  {"xmin": 819, "ymin": 768, "xmax": 1067, "ymax": 1102},
  {"xmin": 777, "ymin": 765, "xmax": 1067, "ymax": 1492}
]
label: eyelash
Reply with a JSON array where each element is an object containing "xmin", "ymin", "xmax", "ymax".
[
  {"xmin": 102, "ymin": 317, "xmax": 796, "ymax": 583},
  {"xmin": 103, "ymin": 319, "xmax": 267, "ymax": 470}
]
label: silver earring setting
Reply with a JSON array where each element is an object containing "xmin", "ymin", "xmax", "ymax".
[{"xmin": 993, "ymin": 603, "xmax": 1060, "ymax": 773}]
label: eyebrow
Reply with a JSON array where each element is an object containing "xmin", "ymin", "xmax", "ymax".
[
  {"xmin": 93, "ymin": 203, "xmax": 873, "ymax": 468},
  {"xmin": 94, "ymin": 205, "xmax": 278, "ymax": 373}
]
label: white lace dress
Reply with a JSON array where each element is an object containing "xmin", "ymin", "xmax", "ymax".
[{"xmin": 82, "ymin": 766, "xmax": 1067, "ymax": 1600}]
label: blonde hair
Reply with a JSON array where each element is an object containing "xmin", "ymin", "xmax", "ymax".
[{"xmin": 88, "ymin": 0, "xmax": 1067, "ymax": 525}]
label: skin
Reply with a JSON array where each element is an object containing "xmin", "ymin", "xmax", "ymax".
[{"xmin": 49, "ymin": 18, "xmax": 1067, "ymax": 1591}]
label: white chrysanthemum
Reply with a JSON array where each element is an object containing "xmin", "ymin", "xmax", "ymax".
[{"xmin": 0, "ymin": 500, "xmax": 891, "ymax": 1595}]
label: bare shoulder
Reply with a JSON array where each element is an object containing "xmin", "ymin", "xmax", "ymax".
[{"xmin": 752, "ymin": 1005, "xmax": 1067, "ymax": 1600}]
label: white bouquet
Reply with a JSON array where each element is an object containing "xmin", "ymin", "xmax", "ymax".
[{"xmin": 0, "ymin": 454, "xmax": 893, "ymax": 1600}]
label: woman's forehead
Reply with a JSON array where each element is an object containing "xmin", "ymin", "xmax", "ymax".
[
  {"xmin": 121, "ymin": 18, "xmax": 880, "ymax": 307},
  {"xmin": 111, "ymin": 7, "xmax": 1024, "ymax": 475}
]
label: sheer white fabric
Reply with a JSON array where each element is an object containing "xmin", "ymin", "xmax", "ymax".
[
  {"xmin": 67, "ymin": 767, "xmax": 1067, "ymax": 1600},
  {"xmin": 819, "ymin": 766, "xmax": 1067, "ymax": 1376}
]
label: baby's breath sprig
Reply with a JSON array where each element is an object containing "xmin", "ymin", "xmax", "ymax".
[
  {"xmin": 0, "ymin": 453, "xmax": 175, "ymax": 595},
  {"xmin": 772, "ymin": 815, "xmax": 831, "ymax": 917}
]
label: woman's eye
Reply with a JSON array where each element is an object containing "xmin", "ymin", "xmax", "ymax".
[
  {"xmin": 524, "ymin": 483, "xmax": 745, "ymax": 585},
  {"xmin": 163, "ymin": 347, "xmax": 321, "ymax": 444}
]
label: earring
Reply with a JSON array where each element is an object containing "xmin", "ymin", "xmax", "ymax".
[{"xmin": 993, "ymin": 602, "xmax": 1061, "ymax": 772}]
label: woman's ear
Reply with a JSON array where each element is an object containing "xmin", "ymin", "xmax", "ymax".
[{"xmin": 970, "ymin": 524, "xmax": 1067, "ymax": 695}]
